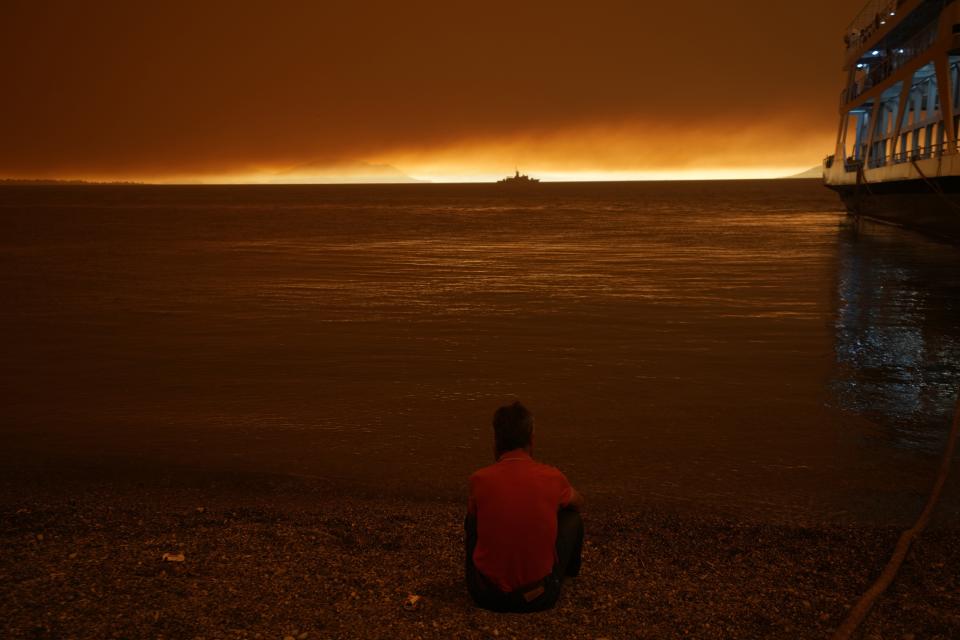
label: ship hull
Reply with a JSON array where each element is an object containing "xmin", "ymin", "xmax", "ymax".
[{"xmin": 826, "ymin": 177, "xmax": 960, "ymax": 242}]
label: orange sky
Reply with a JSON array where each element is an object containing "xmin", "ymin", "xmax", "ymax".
[{"xmin": 0, "ymin": 0, "xmax": 865, "ymax": 182}]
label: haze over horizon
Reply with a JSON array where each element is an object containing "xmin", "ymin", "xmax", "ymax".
[{"xmin": 0, "ymin": 0, "xmax": 866, "ymax": 183}]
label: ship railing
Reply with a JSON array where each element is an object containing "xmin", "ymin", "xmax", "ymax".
[
  {"xmin": 866, "ymin": 141, "xmax": 958, "ymax": 167},
  {"xmin": 844, "ymin": 157, "xmax": 865, "ymax": 172},
  {"xmin": 842, "ymin": 16, "xmax": 939, "ymax": 105},
  {"xmin": 845, "ymin": 0, "xmax": 907, "ymax": 55}
]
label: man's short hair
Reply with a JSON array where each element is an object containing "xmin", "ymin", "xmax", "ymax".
[{"xmin": 493, "ymin": 401, "xmax": 534, "ymax": 453}]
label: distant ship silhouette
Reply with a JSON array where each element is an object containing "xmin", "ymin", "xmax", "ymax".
[{"xmin": 497, "ymin": 169, "xmax": 540, "ymax": 185}]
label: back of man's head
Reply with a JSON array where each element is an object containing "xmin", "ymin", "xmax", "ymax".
[{"xmin": 493, "ymin": 401, "xmax": 534, "ymax": 455}]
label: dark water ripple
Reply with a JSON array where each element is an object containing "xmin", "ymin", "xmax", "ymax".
[{"xmin": 1, "ymin": 181, "xmax": 959, "ymax": 523}]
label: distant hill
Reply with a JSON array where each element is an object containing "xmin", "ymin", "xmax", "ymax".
[
  {"xmin": 0, "ymin": 178, "xmax": 144, "ymax": 185},
  {"xmin": 1, "ymin": 163, "xmax": 428, "ymax": 186},
  {"xmin": 783, "ymin": 166, "xmax": 822, "ymax": 179},
  {"xmin": 272, "ymin": 161, "xmax": 428, "ymax": 184}
]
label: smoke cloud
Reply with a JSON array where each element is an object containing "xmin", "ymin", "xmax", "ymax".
[{"xmin": 0, "ymin": 0, "xmax": 863, "ymax": 181}]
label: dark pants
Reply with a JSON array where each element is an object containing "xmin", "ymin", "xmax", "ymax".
[{"xmin": 465, "ymin": 508, "xmax": 584, "ymax": 612}]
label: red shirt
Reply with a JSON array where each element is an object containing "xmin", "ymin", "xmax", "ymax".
[{"xmin": 468, "ymin": 449, "xmax": 574, "ymax": 592}]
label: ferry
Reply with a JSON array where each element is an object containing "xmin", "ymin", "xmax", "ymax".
[
  {"xmin": 824, "ymin": 0, "xmax": 960, "ymax": 240},
  {"xmin": 497, "ymin": 170, "xmax": 541, "ymax": 186}
]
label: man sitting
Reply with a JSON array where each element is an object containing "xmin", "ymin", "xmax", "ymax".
[{"xmin": 465, "ymin": 401, "xmax": 584, "ymax": 612}]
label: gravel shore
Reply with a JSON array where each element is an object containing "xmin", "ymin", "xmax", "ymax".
[{"xmin": 1, "ymin": 471, "xmax": 958, "ymax": 640}]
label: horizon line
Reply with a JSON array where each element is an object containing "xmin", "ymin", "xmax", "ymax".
[{"xmin": 1, "ymin": 174, "xmax": 823, "ymax": 187}]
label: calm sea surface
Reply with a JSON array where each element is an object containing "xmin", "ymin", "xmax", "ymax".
[{"xmin": 2, "ymin": 181, "xmax": 960, "ymax": 522}]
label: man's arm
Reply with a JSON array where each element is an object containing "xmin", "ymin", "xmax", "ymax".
[
  {"xmin": 566, "ymin": 487, "xmax": 585, "ymax": 511},
  {"xmin": 557, "ymin": 469, "xmax": 584, "ymax": 511},
  {"xmin": 467, "ymin": 476, "xmax": 477, "ymax": 516}
]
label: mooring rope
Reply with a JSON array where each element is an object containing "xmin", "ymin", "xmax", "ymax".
[
  {"xmin": 830, "ymin": 388, "xmax": 960, "ymax": 640},
  {"xmin": 910, "ymin": 159, "xmax": 960, "ymax": 214}
]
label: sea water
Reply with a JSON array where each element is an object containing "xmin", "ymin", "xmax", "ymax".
[{"xmin": 2, "ymin": 181, "xmax": 959, "ymax": 522}]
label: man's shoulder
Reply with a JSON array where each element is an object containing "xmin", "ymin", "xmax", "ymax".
[
  {"xmin": 469, "ymin": 463, "xmax": 499, "ymax": 483},
  {"xmin": 531, "ymin": 460, "xmax": 568, "ymax": 481},
  {"xmin": 470, "ymin": 459, "xmax": 566, "ymax": 481}
]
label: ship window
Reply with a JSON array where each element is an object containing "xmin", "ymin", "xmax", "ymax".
[{"xmin": 843, "ymin": 112, "xmax": 869, "ymax": 162}]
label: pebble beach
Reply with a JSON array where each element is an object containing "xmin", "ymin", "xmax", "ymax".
[{"xmin": 2, "ymin": 467, "xmax": 958, "ymax": 640}]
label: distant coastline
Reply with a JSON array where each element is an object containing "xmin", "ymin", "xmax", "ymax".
[
  {"xmin": 1, "ymin": 171, "xmax": 827, "ymax": 186},
  {"xmin": 783, "ymin": 166, "xmax": 822, "ymax": 180},
  {"xmin": 0, "ymin": 178, "xmax": 145, "ymax": 185}
]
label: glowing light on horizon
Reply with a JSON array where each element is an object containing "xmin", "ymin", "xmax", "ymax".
[
  {"xmin": 178, "ymin": 166, "xmax": 815, "ymax": 185},
  {"xmin": 49, "ymin": 120, "xmax": 833, "ymax": 186},
  {"xmin": 415, "ymin": 167, "xmax": 813, "ymax": 183}
]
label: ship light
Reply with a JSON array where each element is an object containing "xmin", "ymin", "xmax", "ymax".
[
  {"xmin": 857, "ymin": 63, "xmax": 866, "ymax": 68},
  {"xmin": 880, "ymin": 20, "xmax": 886, "ymax": 25},
  {"xmin": 872, "ymin": 50, "xmax": 880, "ymax": 55}
]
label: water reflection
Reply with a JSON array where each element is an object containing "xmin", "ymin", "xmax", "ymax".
[{"xmin": 832, "ymin": 218, "xmax": 960, "ymax": 451}]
